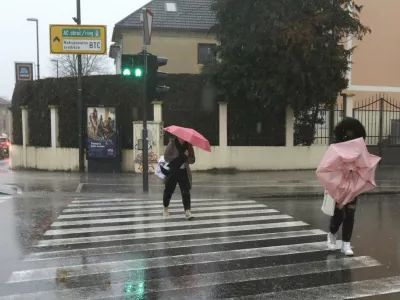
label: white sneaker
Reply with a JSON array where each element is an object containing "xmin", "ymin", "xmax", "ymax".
[
  {"xmin": 163, "ymin": 207, "xmax": 169, "ymax": 217},
  {"xmin": 185, "ymin": 210, "xmax": 194, "ymax": 220},
  {"xmin": 342, "ymin": 242, "xmax": 354, "ymax": 256},
  {"xmin": 327, "ymin": 232, "xmax": 337, "ymax": 251}
]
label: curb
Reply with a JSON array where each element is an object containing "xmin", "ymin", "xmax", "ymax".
[{"xmin": 248, "ymin": 190, "xmax": 400, "ymax": 199}]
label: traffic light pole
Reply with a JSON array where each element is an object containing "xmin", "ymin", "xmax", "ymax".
[
  {"xmin": 76, "ymin": 0, "xmax": 84, "ymax": 172},
  {"xmin": 142, "ymin": 46, "xmax": 149, "ymax": 192}
]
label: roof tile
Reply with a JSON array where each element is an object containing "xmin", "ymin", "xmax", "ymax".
[{"xmin": 115, "ymin": 0, "xmax": 216, "ymax": 31}]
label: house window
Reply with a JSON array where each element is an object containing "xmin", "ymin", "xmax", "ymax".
[
  {"xmin": 198, "ymin": 44, "xmax": 216, "ymax": 64},
  {"xmin": 165, "ymin": 2, "xmax": 177, "ymax": 12}
]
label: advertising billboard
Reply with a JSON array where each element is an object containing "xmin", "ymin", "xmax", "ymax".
[{"xmin": 87, "ymin": 107, "xmax": 117, "ymax": 159}]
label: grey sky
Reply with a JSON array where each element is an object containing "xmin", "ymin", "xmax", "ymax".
[{"xmin": 0, "ymin": 0, "xmax": 149, "ymax": 100}]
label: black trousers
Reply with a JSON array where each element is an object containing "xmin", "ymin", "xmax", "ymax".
[
  {"xmin": 329, "ymin": 198, "xmax": 357, "ymax": 242},
  {"xmin": 163, "ymin": 169, "xmax": 191, "ymax": 210}
]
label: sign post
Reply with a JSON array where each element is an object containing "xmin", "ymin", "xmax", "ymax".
[
  {"xmin": 49, "ymin": 25, "xmax": 107, "ymax": 55},
  {"xmin": 141, "ymin": 8, "xmax": 153, "ymax": 192}
]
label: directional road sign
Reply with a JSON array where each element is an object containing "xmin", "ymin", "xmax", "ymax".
[{"xmin": 49, "ymin": 25, "xmax": 107, "ymax": 55}]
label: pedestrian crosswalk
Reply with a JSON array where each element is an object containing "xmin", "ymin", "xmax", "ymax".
[{"xmin": 0, "ymin": 196, "xmax": 400, "ymax": 299}]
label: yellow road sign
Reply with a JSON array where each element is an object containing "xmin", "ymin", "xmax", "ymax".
[{"xmin": 50, "ymin": 25, "xmax": 107, "ymax": 55}]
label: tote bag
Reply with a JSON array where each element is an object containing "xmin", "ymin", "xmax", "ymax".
[
  {"xmin": 321, "ymin": 190, "xmax": 336, "ymax": 216},
  {"xmin": 155, "ymin": 156, "xmax": 169, "ymax": 180}
]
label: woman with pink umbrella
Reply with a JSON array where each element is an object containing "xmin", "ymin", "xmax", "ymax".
[
  {"xmin": 162, "ymin": 126, "xmax": 211, "ymax": 220},
  {"xmin": 326, "ymin": 117, "xmax": 367, "ymax": 256}
]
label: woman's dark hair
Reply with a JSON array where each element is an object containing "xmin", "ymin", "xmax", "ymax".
[
  {"xmin": 334, "ymin": 117, "xmax": 366, "ymax": 142},
  {"xmin": 334, "ymin": 117, "xmax": 367, "ymax": 142}
]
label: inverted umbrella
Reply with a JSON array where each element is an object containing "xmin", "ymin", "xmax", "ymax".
[
  {"xmin": 316, "ymin": 138, "xmax": 381, "ymax": 205},
  {"xmin": 163, "ymin": 125, "xmax": 211, "ymax": 152}
]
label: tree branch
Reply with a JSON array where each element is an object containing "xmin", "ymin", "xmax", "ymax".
[{"xmin": 49, "ymin": 54, "xmax": 109, "ymax": 77}]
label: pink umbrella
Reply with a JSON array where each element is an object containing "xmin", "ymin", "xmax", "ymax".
[
  {"xmin": 163, "ymin": 125, "xmax": 211, "ymax": 152},
  {"xmin": 316, "ymin": 138, "xmax": 381, "ymax": 205}
]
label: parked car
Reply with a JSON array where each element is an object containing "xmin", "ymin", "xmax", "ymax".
[{"xmin": 0, "ymin": 137, "xmax": 10, "ymax": 157}]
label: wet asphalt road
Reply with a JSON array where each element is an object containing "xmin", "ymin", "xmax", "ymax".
[
  {"xmin": 0, "ymin": 160, "xmax": 400, "ymax": 298},
  {"xmin": 0, "ymin": 194, "xmax": 400, "ymax": 298}
]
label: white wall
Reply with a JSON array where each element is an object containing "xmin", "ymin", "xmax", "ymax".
[
  {"xmin": 10, "ymin": 146, "xmax": 81, "ymax": 171},
  {"xmin": 122, "ymin": 149, "xmax": 134, "ymax": 172},
  {"xmin": 10, "ymin": 145, "xmax": 328, "ymax": 172},
  {"xmin": 190, "ymin": 146, "xmax": 328, "ymax": 171}
]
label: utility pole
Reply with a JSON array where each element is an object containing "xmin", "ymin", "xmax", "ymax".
[
  {"xmin": 76, "ymin": 0, "xmax": 84, "ymax": 172},
  {"xmin": 35, "ymin": 20, "xmax": 40, "ymax": 80},
  {"xmin": 142, "ymin": 8, "xmax": 150, "ymax": 192},
  {"xmin": 26, "ymin": 18, "xmax": 40, "ymax": 79}
]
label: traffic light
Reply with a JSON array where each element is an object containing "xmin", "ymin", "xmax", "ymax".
[
  {"xmin": 147, "ymin": 54, "xmax": 170, "ymax": 101},
  {"xmin": 121, "ymin": 54, "xmax": 144, "ymax": 79}
]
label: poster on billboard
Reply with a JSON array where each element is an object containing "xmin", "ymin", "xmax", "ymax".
[
  {"xmin": 87, "ymin": 107, "xmax": 117, "ymax": 159},
  {"xmin": 15, "ymin": 62, "xmax": 34, "ymax": 84}
]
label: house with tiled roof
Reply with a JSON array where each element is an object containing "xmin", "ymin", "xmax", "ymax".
[{"xmin": 110, "ymin": 0, "xmax": 217, "ymax": 75}]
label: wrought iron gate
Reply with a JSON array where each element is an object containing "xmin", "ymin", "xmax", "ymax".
[{"xmin": 353, "ymin": 94, "xmax": 400, "ymax": 164}]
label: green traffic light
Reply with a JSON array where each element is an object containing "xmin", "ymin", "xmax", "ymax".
[
  {"xmin": 134, "ymin": 68, "xmax": 143, "ymax": 78},
  {"xmin": 122, "ymin": 68, "xmax": 131, "ymax": 76}
]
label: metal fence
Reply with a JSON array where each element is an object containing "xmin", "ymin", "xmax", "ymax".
[
  {"xmin": 353, "ymin": 94, "xmax": 400, "ymax": 164},
  {"xmin": 314, "ymin": 103, "xmax": 344, "ymax": 145}
]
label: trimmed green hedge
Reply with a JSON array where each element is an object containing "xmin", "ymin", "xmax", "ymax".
[
  {"xmin": 11, "ymin": 74, "xmax": 220, "ymax": 148},
  {"xmin": 13, "ymin": 74, "xmax": 306, "ymax": 148}
]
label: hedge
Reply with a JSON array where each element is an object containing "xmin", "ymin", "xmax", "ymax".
[
  {"xmin": 11, "ymin": 74, "xmax": 220, "ymax": 148},
  {"xmin": 12, "ymin": 74, "xmax": 318, "ymax": 148}
]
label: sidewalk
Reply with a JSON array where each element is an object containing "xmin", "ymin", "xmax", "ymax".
[
  {"xmin": 235, "ymin": 166, "xmax": 400, "ymax": 198},
  {"xmin": 0, "ymin": 165, "xmax": 399, "ymax": 198}
]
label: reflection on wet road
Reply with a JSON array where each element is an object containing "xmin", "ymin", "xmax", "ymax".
[{"xmin": 0, "ymin": 195, "xmax": 400, "ymax": 299}]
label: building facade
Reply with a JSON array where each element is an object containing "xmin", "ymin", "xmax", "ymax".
[
  {"xmin": 110, "ymin": 0, "xmax": 217, "ymax": 75},
  {"xmin": 111, "ymin": 0, "xmax": 400, "ymax": 151}
]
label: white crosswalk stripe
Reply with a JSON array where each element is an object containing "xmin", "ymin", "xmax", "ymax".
[
  {"xmin": 51, "ymin": 208, "xmax": 279, "ymax": 226},
  {"xmin": 0, "ymin": 196, "xmax": 398, "ymax": 299}
]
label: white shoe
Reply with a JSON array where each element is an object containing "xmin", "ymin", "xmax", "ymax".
[
  {"xmin": 327, "ymin": 232, "xmax": 337, "ymax": 251},
  {"xmin": 185, "ymin": 210, "xmax": 194, "ymax": 220},
  {"xmin": 342, "ymin": 242, "xmax": 354, "ymax": 256},
  {"xmin": 163, "ymin": 207, "xmax": 169, "ymax": 217}
]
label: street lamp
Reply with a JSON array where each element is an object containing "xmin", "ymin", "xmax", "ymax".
[
  {"xmin": 51, "ymin": 59, "xmax": 59, "ymax": 78},
  {"xmin": 27, "ymin": 18, "xmax": 40, "ymax": 79}
]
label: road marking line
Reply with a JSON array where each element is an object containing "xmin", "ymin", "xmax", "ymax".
[
  {"xmin": 9, "ymin": 241, "xmax": 341, "ymax": 283},
  {"xmin": 57, "ymin": 204, "xmax": 268, "ymax": 219},
  {"xmin": 227, "ymin": 276, "xmax": 400, "ymax": 300},
  {"xmin": 71, "ymin": 198, "xmax": 236, "ymax": 203},
  {"xmin": 5, "ymin": 257, "xmax": 381, "ymax": 299},
  {"xmin": 62, "ymin": 200, "xmax": 258, "ymax": 213},
  {"xmin": 74, "ymin": 183, "xmax": 84, "ymax": 193},
  {"xmin": 68, "ymin": 198, "xmax": 249, "ymax": 206},
  {"xmin": 26, "ymin": 229, "xmax": 325, "ymax": 261},
  {"xmin": 51, "ymin": 209, "xmax": 279, "ymax": 227},
  {"xmin": 36, "ymin": 221, "xmax": 310, "ymax": 247},
  {"xmin": 44, "ymin": 215, "xmax": 293, "ymax": 236}
]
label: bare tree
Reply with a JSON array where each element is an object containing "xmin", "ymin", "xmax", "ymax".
[{"xmin": 50, "ymin": 55, "xmax": 109, "ymax": 77}]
